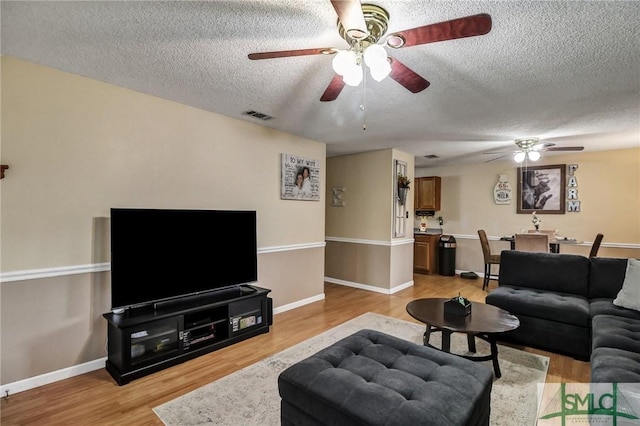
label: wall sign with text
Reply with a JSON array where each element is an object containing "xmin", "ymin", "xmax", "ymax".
[
  {"xmin": 280, "ymin": 153, "xmax": 320, "ymax": 201},
  {"xmin": 567, "ymin": 164, "xmax": 580, "ymax": 212},
  {"xmin": 494, "ymin": 174, "xmax": 512, "ymax": 204}
]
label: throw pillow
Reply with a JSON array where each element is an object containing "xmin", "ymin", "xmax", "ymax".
[{"xmin": 613, "ymin": 258, "xmax": 640, "ymax": 311}]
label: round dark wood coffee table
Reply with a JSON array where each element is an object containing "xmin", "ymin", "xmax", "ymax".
[{"xmin": 406, "ymin": 298, "xmax": 520, "ymax": 378}]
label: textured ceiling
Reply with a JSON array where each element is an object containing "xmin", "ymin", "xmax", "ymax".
[{"xmin": 2, "ymin": 1, "xmax": 639, "ymax": 167}]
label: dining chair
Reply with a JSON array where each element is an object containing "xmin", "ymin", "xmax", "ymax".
[
  {"xmin": 526, "ymin": 229, "xmax": 558, "ymax": 252},
  {"xmin": 514, "ymin": 233, "xmax": 549, "ymax": 253},
  {"xmin": 589, "ymin": 233, "xmax": 604, "ymax": 258},
  {"xmin": 478, "ymin": 230, "xmax": 501, "ymax": 291}
]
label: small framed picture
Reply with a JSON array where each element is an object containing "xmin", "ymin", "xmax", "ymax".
[{"xmin": 517, "ymin": 164, "xmax": 566, "ymax": 214}]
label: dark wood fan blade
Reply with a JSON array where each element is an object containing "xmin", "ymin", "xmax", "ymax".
[
  {"xmin": 485, "ymin": 155, "xmax": 507, "ymax": 163},
  {"xmin": 331, "ymin": 0, "xmax": 368, "ymax": 39},
  {"xmin": 320, "ymin": 74, "xmax": 346, "ymax": 102},
  {"xmin": 388, "ymin": 57, "xmax": 430, "ymax": 93},
  {"xmin": 546, "ymin": 146, "xmax": 585, "ymax": 151},
  {"xmin": 483, "ymin": 150, "xmax": 513, "ymax": 155},
  {"xmin": 248, "ymin": 48, "xmax": 336, "ymax": 60},
  {"xmin": 532, "ymin": 143, "xmax": 555, "ymax": 150},
  {"xmin": 386, "ymin": 14, "xmax": 492, "ymax": 48}
]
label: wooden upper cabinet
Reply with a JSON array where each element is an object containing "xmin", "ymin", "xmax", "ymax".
[{"xmin": 414, "ymin": 176, "xmax": 441, "ymax": 211}]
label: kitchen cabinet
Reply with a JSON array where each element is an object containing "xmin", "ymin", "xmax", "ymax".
[
  {"xmin": 414, "ymin": 234, "xmax": 439, "ymax": 274},
  {"xmin": 414, "ymin": 176, "xmax": 441, "ymax": 211}
]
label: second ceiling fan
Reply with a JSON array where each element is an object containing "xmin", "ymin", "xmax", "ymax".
[
  {"xmin": 248, "ymin": 0, "xmax": 492, "ymax": 101},
  {"xmin": 484, "ymin": 138, "xmax": 585, "ymax": 163}
]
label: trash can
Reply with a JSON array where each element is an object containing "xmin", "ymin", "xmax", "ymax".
[{"xmin": 439, "ymin": 235, "xmax": 456, "ymax": 276}]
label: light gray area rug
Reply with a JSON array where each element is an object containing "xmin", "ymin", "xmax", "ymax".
[{"xmin": 154, "ymin": 312, "xmax": 549, "ymax": 425}]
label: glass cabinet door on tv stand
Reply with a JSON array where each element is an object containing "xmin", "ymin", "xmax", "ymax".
[{"xmin": 128, "ymin": 317, "xmax": 183, "ymax": 368}]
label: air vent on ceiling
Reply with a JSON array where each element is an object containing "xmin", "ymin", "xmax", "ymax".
[
  {"xmin": 423, "ymin": 155, "xmax": 440, "ymax": 159},
  {"xmin": 243, "ymin": 110, "xmax": 273, "ymax": 121}
]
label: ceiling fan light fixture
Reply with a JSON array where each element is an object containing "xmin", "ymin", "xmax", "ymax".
[
  {"xmin": 332, "ymin": 50, "xmax": 356, "ymax": 75},
  {"xmin": 342, "ymin": 64, "xmax": 363, "ymax": 86},
  {"xmin": 333, "ymin": 43, "xmax": 390, "ymax": 85},
  {"xmin": 363, "ymin": 44, "xmax": 386, "ymax": 66},
  {"xmin": 527, "ymin": 151, "xmax": 541, "ymax": 161},
  {"xmin": 513, "ymin": 152, "xmax": 526, "ymax": 163},
  {"xmin": 369, "ymin": 60, "xmax": 391, "ymax": 81},
  {"xmin": 515, "ymin": 137, "xmax": 539, "ymax": 150},
  {"xmin": 363, "ymin": 44, "xmax": 391, "ymax": 81}
]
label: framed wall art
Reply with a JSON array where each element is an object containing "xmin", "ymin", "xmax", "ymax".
[
  {"xmin": 280, "ymin": 153, "xmax": 320, "ymax": 201},
  {"xmin": 517, "ymin": 164, "xmax": 566, "ymax": 214}
]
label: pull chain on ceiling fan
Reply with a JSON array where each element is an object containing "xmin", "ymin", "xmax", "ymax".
[{"xmin": 247, "ymin": 1, "xmax": 492, "ymax": 102}]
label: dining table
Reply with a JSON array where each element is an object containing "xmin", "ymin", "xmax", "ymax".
[{"xmin": 499, "ymin": 235, "xmax": 584, "ymax": 253}]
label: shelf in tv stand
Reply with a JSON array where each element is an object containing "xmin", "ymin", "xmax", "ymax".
[
  {"xmin": 184, "ymin": 318, "xmax": 227, "ymax": 332},
  {"xmin": 103, "ymin": 285, "xmax": 272, "ymax": 385}
]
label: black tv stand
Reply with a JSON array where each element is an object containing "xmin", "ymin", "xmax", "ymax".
[{"xmin": 103, "ymin": 285, "xmax": 272, "ymax": 385}]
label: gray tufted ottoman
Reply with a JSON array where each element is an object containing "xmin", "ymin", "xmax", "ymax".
[{"xmin": 278, "ymin": 329, "xmax": 493, "ymax": 426}]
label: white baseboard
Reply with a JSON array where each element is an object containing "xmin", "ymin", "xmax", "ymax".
[
  {"xmin": 0, "ymin": 357, "xmax": 107, "ymax": 397},
  {"xmin": 324, "ymin": 277, "xmax": 414, "ymax": 294},
  {"xmin": 272, "ymin": 293, "xmax": 325, "ymax": 315}
]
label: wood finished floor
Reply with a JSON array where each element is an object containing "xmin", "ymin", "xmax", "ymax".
[{"xmin": 1, "ymin": 274, "xmax": 590, "ymax": 425}]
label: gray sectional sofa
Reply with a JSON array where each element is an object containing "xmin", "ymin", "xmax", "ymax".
[{"xmin": 485, "ymin": 250, "xmax": 640, "ymax": 382}]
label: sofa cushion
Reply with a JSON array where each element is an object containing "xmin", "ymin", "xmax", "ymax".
[
  {"xmin": 498, "ymin": 251, "xmax": 590, "ymax": 296},
  {"xmin": 592, "ymin": 315, "xmax": 640, "ymax": 353},
  {"xmin": 590, "ymin": 299, "xmax": 640, "ymax": 321},
  {"xmin": 613, "ymin": 258, "xmax": 640, "ymax": 311},
  {"xmin": 589, "ymin": 257, "xmax": 629, "ymax": 299},
  {"xmin": 487, "ymin": 312, "xmax": 590, "ymax": 360},
  {"xmin": 590, "ymin": 347, "xmax": 640, "ymax": 383},
  {"xmin": 486, "ymin": 286, "xmax": 589, "ymax": 327}
]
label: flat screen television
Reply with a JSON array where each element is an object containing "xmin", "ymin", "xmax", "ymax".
[{"xmin": 110, "ymin": 208, "xmax": 257, "ymax": 310}]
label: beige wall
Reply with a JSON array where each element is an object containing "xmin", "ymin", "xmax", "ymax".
[
  {"xmin": 1, "ymin": 57, "xmax": 326, "ymax": 271},
  {"xmin": 325, "ymin": 149, "xmax": 415, "ymax": 292},
  {"xmin": 0, "ymin": 57, "xmax": 326, "ymax": 385},
  {"xmin": 416, "ymin": 148, "xmax": 640, "ymax": 275},
  {"xmin": 326, "ymin": 149, "xmax": 392, "ymax": 240}
]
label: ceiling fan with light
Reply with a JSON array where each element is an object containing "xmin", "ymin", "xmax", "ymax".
[
  {"xmin": 484, "ymin": 138, "xmax": 585, "ymax": 163},
  {"xmin": 248, "ymin": 0, "xmax": 492, "ymax": 101}
]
